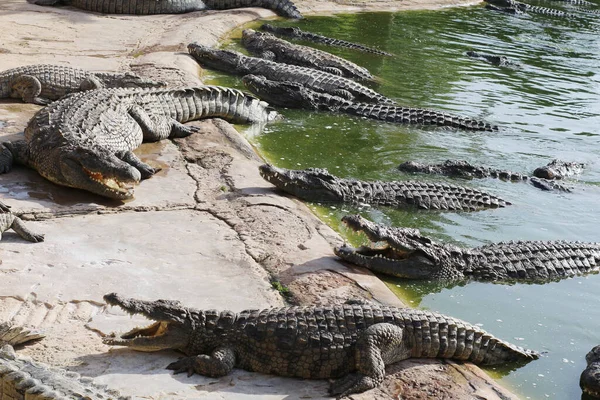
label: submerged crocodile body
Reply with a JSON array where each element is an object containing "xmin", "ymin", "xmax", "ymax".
[
  {"xmin": 486, "ymin": 0, "xmax": 576, "ymax": 17},
  {"xmin": 188, "ymin": 43, "xmax": 393, "ymax": 104},
  {"xmin": 335, "ymin": 214, "xmax": 600, "ymax": 283},
  {"xmin": 0, "ymin": 345, "xmax": 129, "ymax": 400},
  {"xmin": 30, "ymin": 0, "xmax": 302, "ymax": 19},
  {"xmin": 0, "ymin": 201, "xmax": 44, "ymax": 243},
  {"xmin": 259, "ymin": 164, "xmax": 510, "ymax": 211},
  {"xmin": 103, "ymin": 293, "xmax": 538, "ymax": 397},
  {"xmin": 581, "ymin": 346, "xmax": 600, "ymax": 398},
  {"xmin": 242, "ymin": 29, "xmax": 374, "ymax": 81},
  {"xmin": 0, "ymin": 64, "xmax": 165, "ymax": 105},
  {"xmin": 0, "ymin": 86, "xmax": 278, "ymax": 200},
  {"xmin": 243, "ymin": 75, "xmax": 497, "ymax": 131},
  {"xmin": 397, "ymin": 159, "xmax": 582, "ymax": 192},
  {"xmin": 260, "ymin": 24, "xmax": 393, "ymax": 57},
  {"xmin": 465, "ymin": 51, "xmax": 521, "ymax": 68}
]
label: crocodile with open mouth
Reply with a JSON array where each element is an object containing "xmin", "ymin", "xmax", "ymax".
[
  {"xmin": 335, "ymin": 214, "xmax": 600, "ymax": 282},
  {"xmin": 0, "ymin": 86, "xmax": 278, "ymax": 200},
  {"xmin": 102, "ymin": 292, "xmax": 538, "ymax": 398}
]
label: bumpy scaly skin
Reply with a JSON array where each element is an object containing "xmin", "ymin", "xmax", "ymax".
[
  {"xmin": 533, "ymin": 159, "xmax": 585, "ymax": 180},
  {"xmin": 486, "ymin": 0, "xmax": 576, "ymax": 17},
  {"xmin": 335, "ymin": 214, "xmax": 600, "ymax": 282},
  {"xmin": 465, "ymin": 51, "xmax": 521, "ymax": 68},
  {"xmin": 0, "ymin": 87, "xmax": 278, "ymax": 200},
  {"xmin": 398, "ymin": 159, "xmax": 574, "ymax": 192},
  {"xmin": 260, "ymin": 24, "xmax": 393, "ymax": 57},
  {"xmin": 243, "ymin": 75, "xmax": 496, "ymax": 131},
  {"xmin": 29, "ymin": 0, "xmax": 302, "ymax": 19},
  {"xmin": 0, "ymin": 345, "xmax": 129, "ymax": 400},
  {"xmin": 102, "ymin": 293, "xmax": 538, "ymax": 397},
  {"xmin": 258, "ymin": 164, "xmax": 509, "ymax": 211},
  {"xmin": 242, "ymin": 30, "xmax": 374, "ymax": 81},
  {"xmin": 187, "ymin": 43, "xmax": 393, "ymax": 104},
  {"xmin": 0, "ymin": 64, "xmax": 165, "ymax": 105},
  {"xmin": 0, "ymin": 202, "xmax": 44, "ymax": 243},
  {"xmin": 581, "ymin": 346, "xmax": 600, "ymax": 398}
]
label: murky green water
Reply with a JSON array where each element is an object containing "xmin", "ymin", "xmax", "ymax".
[{"xmin": 206, "ymin": 7, "xmax": 600, "ymax": 399}]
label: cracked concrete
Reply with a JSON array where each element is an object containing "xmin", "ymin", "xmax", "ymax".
[{"xmin": 0, "ymin": 0, "xmax": 518, "ymax": 398}]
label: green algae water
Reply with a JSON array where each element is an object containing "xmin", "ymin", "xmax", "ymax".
[{"xmin": 206, "ymin": 7, "xmax": 600, "ymax": 399}]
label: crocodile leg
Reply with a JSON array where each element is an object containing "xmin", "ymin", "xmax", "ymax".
[
  {"xmin": 330, "ymin": 323, "xmax": 412, "ymax": 397},
  {"xmin": 0, "ymin": 140, "xmax": 30, "ymax": 173},
  {"xmin": 167, "ymin": 347, "xmax": 236, "ymax": 377},
  {"xmin": 10, "ymin": 217, "xmax": 45, "ymax": 243},
  {"xmin": 79, "ymin": 75, "xmax": 104, "ymax": 91},
  {"xmin": 11, "ymin": 74, "xmax": 51, "ymax": 105},
  {"xmin": 128, "ymin": 105, "xmax": 201, "ymax": 141},
  {"xmin": 116, "ymin": 150, "xmax": 158, "ymax": 179}
]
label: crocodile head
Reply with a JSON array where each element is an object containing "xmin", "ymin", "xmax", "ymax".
[
  {"xmin": 259, "ymin": 164, "xmax": 345, "ymax": 202},
  {"xmin": 51, "ymin": 145, "xmax": 141, "ymax": 200},
  {"xmin": 94, "ymin": 72, "xmax": 167, "ymax": 89},
  {"xmin": 334, "ymin": 215, "xmax": 461, "ymax": 280},
  {"xmin": 103, "ymin": 293, "xmax": 195, "ymax": 353},
  {"xmin": 533, "ymin": 159, "xmax": 584, "ymax": 180},
  {"xmin": 241, "ymin": 29, "xmax": 266, "ymax": 48},
  {"xmin": 260, "ymin": 24, "xmax": 302, "ymax": 38},
  {"xmin": 187, "ymin": 43, "xmax": 244, "ymax": 72},
  {"xmin": 242, "ymin": 74, "xmax": 315, "ymax": 108}
]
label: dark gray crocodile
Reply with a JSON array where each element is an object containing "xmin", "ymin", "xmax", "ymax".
[
  {"xmin": 187, "ymin": 43, "xmax": 394, "ymax": 104},
  {"xmin": 242, "ymin": 75, "xmax": 497, "ymax": 131},
  {"xmin": 581, "ymin": 346, "xmax": 600, "ymax": 398},
  {"xmin": 0, "ymin": 344, "xmax": 130, "ymax": 400},
  {"xmin": 0, "ymin": 86, "xmax": 278, "ymax": 200},
  {"xmin": 486, "ymin": 0, "xmax": 576, "ymax": 17},
  {"xmin": 102, "ymin": 292, "xmax": 538, "ymax": 398},
  {"xmin": 29, "ymin": 0, "xmax": 302, "ymax": 19},
  {"xmin": 335, "ymin": 214, "xmax": 600, "ymax": 283},
  {"xmin": 241, "ymin": 29, "xmax": 374, "ymax": 81},
  {"xmin": 465, "ymin": 51, "xmax": 521, "ymax": 68},
  {"xmin": 260, "ymin": 24, "xmax": 393, "ymax": 57},
  {"xmin": 0, "ymin": 201, "xmax": 44, "ymax": 243},
  {"xmin": 397, "ymin": 159, "xmax": 582, "ymax": 192},
  {"xmin": 0, "ymin": 64, "xmax": 165, "ymax": 105},
  {"xmin": 258, "ymin": 164, "xmax": 510, "ymax": 211}
]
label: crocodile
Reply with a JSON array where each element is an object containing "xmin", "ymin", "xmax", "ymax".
[
  {"xmin": 258, "ymin": 164, "xmax": 510, "ymax": 211},
  {"xmin": 241, "ymin": 29, "xmax": 375, "ymax": 81},
  {"xmin": 0, "ymin": 64, "xmax": 165, "ymax": 105},
  {"xmin": 102, "ymin": 292, "xmax": 538, "ymax": 398},
  {"xmin": 0, "ymin": 201, "xmax": 44, "ymax": 243},
  {"xmin": 242, "ymin": 75, "xmax": 497, "ymax": 131},
  {"xmin": 581, "ymin": 346, "xmax": 600, "ymax": 398},
  {"xmin": 29, "ymin": 0, "xmax": 302, "ymax": 19},
  {"xmin": 0, "ymin": 344, "xmax": 129, "ymax": 400},
  {"xmin": 397, "ymin": 159, "xmax": 581, "ymax": 192},
  {"xmin": 0, "ymin": 86, "xmax": 278, "ymax": 200},
  {"xmin": 334, "ymin": 214, "xmax": 600, "ymax": 282},
  {"xmin": 465, "ymin": 51, "xmax": 521, "ymax": 68},
  {"xmin": 260, "ymin": 24, "xmax": 393, "ymax": 57},
  {"xmin": 486, "ymin": 0, "xmax": 576, "ymax": 17},
  {"xmin": 187, "ymin": 43, "xmax": 394, "ymax": 104}
]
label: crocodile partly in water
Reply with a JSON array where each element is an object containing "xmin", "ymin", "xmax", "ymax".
[
  {"xmin": 465, "ymin": 51, "xmax": 521, "ymax": 68},
  {"xmin": 581, "ymin": 346, "xmax": 600, "ymax": 398},
  {"xmin": 242, "ymin": 74, "xmax": 497, "ymax": 131},
  {"xmin": 335, "ymin": 214, "xmax": 600, "ymax": 283},
  {"xmin": 0, "ymin": 201, "xmax": 44, "ymax": 243},
  {"xmin": 188, "ymin": 43, "xmax": 394, "ymax": 104},
  {"xmin": 486, "ymin": 0, "xmax": 576, "ymax": 17},
  {"xmin": 260, "ymin": 24, "xmax": 393, "ymax": 56},
  {"xmin": 0, "ymin": 64, "xmax": 165, "ymax": 105},
  {"xmin": 102, "ymin": 292, "xmax": 538, "ymax": 397},
  {"xmin": 0, "ymin": 86, "xmax": 278, "ymax": 200},
  {"xmin": 258, "ymin": 164, "xmax": 510, "ymax": 211},
  {"xmin": 241, "ymin": 29, "xmax": 374, "ymax": 81},
  {"xmin": 29, "ymin": 0, "xmax": 302, "ymax": 19}
]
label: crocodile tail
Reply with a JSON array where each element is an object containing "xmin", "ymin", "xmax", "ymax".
[
  {"xmin": 479, "ymin": 339, "xmax": 540, "ymax": 365},
  {"xmin": 204, "ymin": 0, "xmax": 302, "ymax": 18}
]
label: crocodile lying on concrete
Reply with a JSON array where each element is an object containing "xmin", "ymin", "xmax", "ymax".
[
  {"xmin": 335, "ymin": 214, "xmax": 600, "ymax": 282},
  {"xmin": 397, "ymin": 159, "xmax": 582, "ymax": 192},
  {"xmin": 29, "ymin": 0, "xmax": 302, "ymax": 19},
  {"xmin": 241, "ymin": 29, "xmax": 374, "ymax": 81},
  {"xmin": 243, "ymin": 75, "xmax": 497, "ymax": 131},
  {"xmin": 581, "ymin": 346, "xmax": 600, "ymax": 398},
  {"xmin": 258, "ymin": 164, "xmax": 510, "ymax": 211},
  {"xmin": 0, "ymin": 64, "xmax": 165, "ymax": 105},
  {"xmin": 0, "ymin": 344, "xmax": 129, "ymax": 400},
  {"xmin": 465, "ymin": 51, "xmax": 521, "ymax": 68},
  {"xmin": 188, "ymin": 43, "xmax": 394, "ymax": 104},
  {"xmin": 0, "ymin": 86, "xmax": 278, "ymax": 200},
  {"xmin": 260, "ymin": 24, "xmax": 393, "ymax": 57},
  {"xmin": 0, "ymin": 201, "xmax": 44, "ymax": 243},
  {"xmin": 102, "ymin": 292, "xmax": 538, "ymax": 397},
  {"xmin": 486, "ymin": 0, "xmax": 576, "ymax": 17}
]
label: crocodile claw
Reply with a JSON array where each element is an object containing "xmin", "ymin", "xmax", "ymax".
[{"xmin": 167, "ymin": 357, "xmax": 196, "ymax": 377}]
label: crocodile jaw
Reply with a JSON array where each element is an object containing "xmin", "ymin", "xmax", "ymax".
[{"xmin": 258, "ymin": 164, "xmax": 344, "ymax": 202}]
